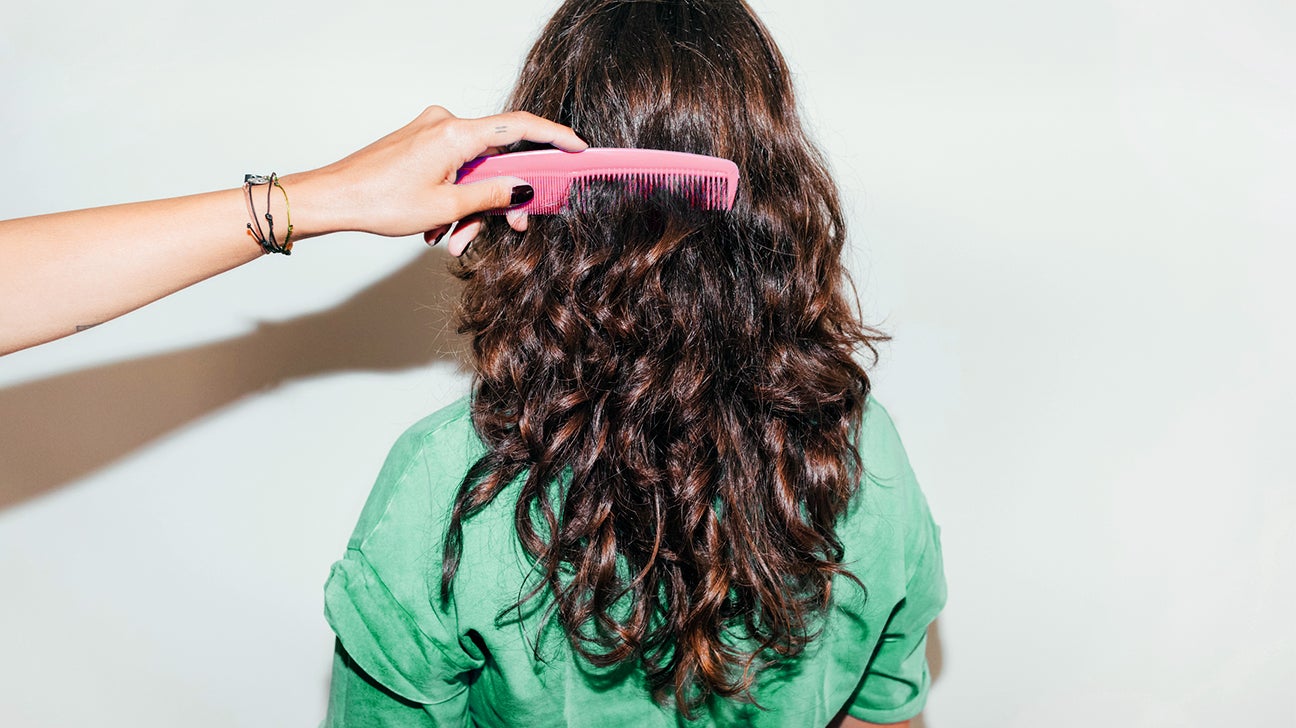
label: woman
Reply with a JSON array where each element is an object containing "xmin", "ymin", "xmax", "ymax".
[{"xmin": 323, "ymin": 1, "xmax": 945, "ymax": 726}]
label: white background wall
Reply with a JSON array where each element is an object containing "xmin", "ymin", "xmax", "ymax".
[{"xmin": 1, "ymin": 1, "xmax": 1291, "ymax": 726}]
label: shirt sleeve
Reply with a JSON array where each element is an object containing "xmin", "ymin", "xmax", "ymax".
[
  {"xmin": 322, "ymin": 408, "xmax": 484, "ymax": 727},
  {"xmin": 324, "ymin": 639, "xmax": 438, "ymax": 728},
  {"xmin": 323, "ymin": 550, "xmax": 476, "ymax": 727},
  {"xmin": 847, "ymin": 516, "xmax": 947, "ymax": 723}
]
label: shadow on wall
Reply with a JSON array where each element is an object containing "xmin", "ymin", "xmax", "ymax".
[{"xmin": 0, "ymin": 250, "xmax": 467, "ymax": 509}]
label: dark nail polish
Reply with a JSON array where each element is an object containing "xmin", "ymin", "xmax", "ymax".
[{"xmin": 510, "ymin": 184, "xmax": 535, "ymax": 206}]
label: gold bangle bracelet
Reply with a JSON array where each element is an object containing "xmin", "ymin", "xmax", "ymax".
[{"xmin": 272, "ymin": 176, "xmax": 294, "ymax": 251}]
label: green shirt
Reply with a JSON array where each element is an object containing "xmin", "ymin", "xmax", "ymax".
[{"xmin": 323, "ymin": 395, "xmax": 945, "ymax": 727}]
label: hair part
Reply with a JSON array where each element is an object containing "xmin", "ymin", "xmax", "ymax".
[{"xmin": 441, "ymin": 0, "xmax": 889, "ymax": 716}]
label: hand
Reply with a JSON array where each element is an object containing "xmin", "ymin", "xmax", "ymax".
[{"xmin": 292, "ymin": 105, "xmax": 586, "ymax": 254}]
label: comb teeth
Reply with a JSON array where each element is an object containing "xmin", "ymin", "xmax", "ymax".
[
  {"xmin": 455, "ymin": 148, "xmax": 740, "ymax": 215},
  {"xmin": 563, "ymin": 171, "xmax": 731, "ymax": 213}
]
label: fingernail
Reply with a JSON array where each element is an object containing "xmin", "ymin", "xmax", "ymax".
[{"xmin": 510, "ymin": 184, "xmax": 535, "ymax": 206}]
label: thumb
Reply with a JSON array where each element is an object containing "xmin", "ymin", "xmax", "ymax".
[{"xmin": 449, "ymin": 175, "xmax": 535, "ymax": 219}]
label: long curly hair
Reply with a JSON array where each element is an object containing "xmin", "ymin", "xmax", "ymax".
[{"xmin": 442, "ymin": 0, "xmax": 889, "ymax": 715}]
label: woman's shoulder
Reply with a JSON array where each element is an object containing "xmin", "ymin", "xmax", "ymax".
[
  {"xmin": 858, "ymin": 393, "xmax": 918, "ymax": 491},
  {"xmin": 344, "ymin": 395, "xmax": 482, "ymax": 551},
  {"xmin": 386, "ymin": 394, "xmax": 481, "ymax": 466},
  {"xmin": 844, "ymin": 393, "xmax": 942, "ymax": 583}
]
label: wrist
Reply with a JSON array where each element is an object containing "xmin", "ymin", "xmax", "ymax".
[{"xmin": 273, "ymin": 169, "xmax": 348, "ymax": 240}]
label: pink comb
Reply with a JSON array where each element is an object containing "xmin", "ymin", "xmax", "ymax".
[{"xmin": 455, "ymin": 148, "xmax": 740, "ymax": 214}]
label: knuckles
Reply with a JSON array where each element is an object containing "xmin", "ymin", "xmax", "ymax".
[{"xmin": 419, "ymin": 104, "xmax": 452, "ymax": 121}]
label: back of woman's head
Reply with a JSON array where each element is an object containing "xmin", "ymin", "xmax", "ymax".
[{"xmin": 444, "ymin": 0, "xmax": 888, "ymax": 714}]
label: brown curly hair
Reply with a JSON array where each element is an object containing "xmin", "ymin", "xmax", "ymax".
[{"xmin": 441, "ymin": 0, "xmax": 890, "ymax": 715}]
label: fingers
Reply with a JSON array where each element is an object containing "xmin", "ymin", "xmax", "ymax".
[
  {"xmin": 440, "ymin": 209, "xmax": 527, "ymax": 257},
  {"xmin": 441, "ymin": 204, "xmax": 528, "ymax": 256},
  {"xmin": 505, "ymin": 207, "xmax": 529, "ymax": 232},
  {"xmin": 429, "ymin": 172, "xmax": 533, "ymax": 256},
  {"xmin": 463, "ymin": 110, "xmax": 588, "ymax": 155},
  {"xmin": 449, "ymin": 175, "xmax": 534, "ymax": 220},
  {"xmin": 428, "ymin": 207, "xmax": 526, "ymax": 257},
  {"xmin": 423, "ymin": 224, "xmax": 452, "ymax": 247},
  {"xmin": 446, "ymin": 216, "xmax": 482, "ymax": 257}
]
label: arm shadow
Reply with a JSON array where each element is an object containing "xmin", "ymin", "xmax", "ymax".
[{"xmin": 0, "ymin": 250, "xmax": 467, "ymax": 510}]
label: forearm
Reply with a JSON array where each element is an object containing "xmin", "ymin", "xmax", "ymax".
[{"xmin": 0, "ymin": 171, "xmax": 328, "ymax": 355}]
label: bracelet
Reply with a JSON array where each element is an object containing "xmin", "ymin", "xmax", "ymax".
[
  {"xmin": 272, "ymin": 175, "xmax": 294, "ymax": 250},
  {"xmin": 243, "ymin": 173, "xmax": 292, "ymax": 255}
]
